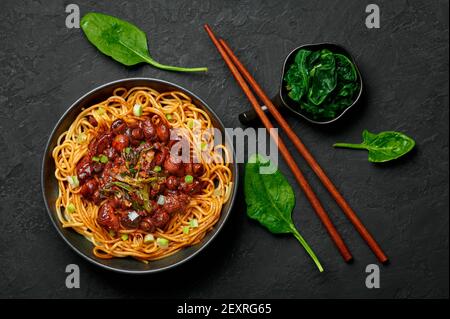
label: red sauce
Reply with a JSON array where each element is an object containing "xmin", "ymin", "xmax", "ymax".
[{"xmin": 76, "ymin": 116, "xmax": 205, "ymax": 232}]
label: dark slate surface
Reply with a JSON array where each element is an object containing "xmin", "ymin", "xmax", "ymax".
[{"xmin": 0, "ymin": 0, "xmax": 448, "ymax": 298}]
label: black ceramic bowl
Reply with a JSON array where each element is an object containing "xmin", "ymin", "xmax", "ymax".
[
  {"xmin": 41, "ymin": 78, "xmax": 238, "ymax": 274},
  {"xmin": 239, "ymin": 43, "xmax": 363, "ymax": 125}
]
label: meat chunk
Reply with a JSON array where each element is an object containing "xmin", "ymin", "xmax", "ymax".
[
  {"xmin": 97, "ymin": 201, "xmax": 120, "ymax": 231},
  {"xmin": 163, "ymin": 155, "xmax": 184, "ymax": 176},
  {"xmin": 151, "ymin": 209, "xmax": 170, "ymax": 229},
  {"xmin": 76, "ymin": 156, "xmax": 94, "ymax": 183},
  {"xmin": 163, "ymin": 192, "xmax": 190, "ymax": 214},
  {"xmin": 156, "ymin": 123, "xmax": 169, "ymax": 143},
  {"xmin": 79, "ymin": 178, "xmax": 98, "ymax": 198},
  {"xmin": 112, "ymin": 134, "xmax": 129, "ymax": 152}
]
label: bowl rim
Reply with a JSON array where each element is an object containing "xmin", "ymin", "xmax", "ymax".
[
  {"xmin": 279, "ymin": 42, "xmax": 364, "ymax": 124},
  {"xmin": 41, "ymin": 77, "xmax": 239, "ymax": 274}
]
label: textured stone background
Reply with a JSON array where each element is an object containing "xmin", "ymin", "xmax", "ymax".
[{"xmin": 0, "ymin": 0, "xmax": 448, "ymax": 298}]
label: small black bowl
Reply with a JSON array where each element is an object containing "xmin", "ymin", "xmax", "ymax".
[
  {"xmin": 41, "ymin": 78, "xmax": 239, "ymax": 274},
  {"xmin": 239, "ymin": 43, "xmax": 363, "ymax": 125}
]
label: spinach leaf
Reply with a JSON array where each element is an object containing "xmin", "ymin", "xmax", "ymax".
[
  {"xmin": 244, "ymin": 154, "xmax": 324, "ymax": 272},
  {"xmin": 284, "ymin": 49, "xmax": 311, "ymax": 102},
  {"xmin": 284, "ymin": 48, "xmax": 360, "ymax": 120},
  {"xmin": 81, "ymin": 12, "xmax": 207, "ymax": 72},
  {"xmin": 308, "ymin": 49, "xmax": 337, "ymax": 105},
  {"xmin": 333, "ymin": 130, "xmax": 415, "ymax": 162}
]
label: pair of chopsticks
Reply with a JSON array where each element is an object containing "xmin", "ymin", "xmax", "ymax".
[{"xmin": 204, "ymin": 24, "xmax": 388, "ymax": 264}]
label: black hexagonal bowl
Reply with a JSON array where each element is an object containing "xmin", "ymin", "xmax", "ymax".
[
  {"xmin": 239, "ymin": 43, "xmax": 363, "ymax": 125},
  {"xmin": 41, "ymin": 78, "xmax": 239, "ymax": 274}
]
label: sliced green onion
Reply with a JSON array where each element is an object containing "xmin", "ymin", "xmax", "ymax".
[
  {"xmin": 121, "ymin": 234, "xmax": 129, "ymax": 241},
  {"xmin": 66, "ymin": 203, "xmax": 76, "ymax": 214},
  {"xmin": 201, "ymin": 142, "xmax": 207, "ymax": 151},
  {"xmin": 109, "ymin": 230, "xmax": 116, "ymax": 237},
  {"xmin": 140, "ymin": 141, "xmax": 146, "ymax": 146},
  {"xmin": 187, "ymin": 119, "xmax": 194, "ymax": 129},
  {"xmin": 92, "ymin": 156, "xmax": 100, "ymax": 162},
  {"xmin": 97, "ymin": 107, "xmax": 106, "ymax": 115},
  {"xmin": 124, "ymin": 147, "xmax": 131, "ymax": 154},
  {"xmin": 76, "ymin": 133, "xmax": 87, "ymax": 143},
  {"xmin": 153, "ymin": 165, "xmax": 162, "ymax": 172},
  {"xmin": 182, "ymin": 226, "xmax": 190, "ymax": 234},
  {"xmin": 184, "ymin": 175, "xmax": 194, "ymax": 184},
  {"xmin": 144, "ymin": 234, "xmax": 154, "ymax": 243},
  {"xmin": 157, "ymin": 195, "xmax": 165, "ymax": 205},
  {"xmin": 165, "ymin": 114, "xmax": 173, "ymax": 120},
  {"xmin": 67, "ymin": 175, "xmax": 79, "ymax": 188},
  {"xmin": 133, "ymin": 103, "xmax": 143, "ymax": 117},
  {"xmin": 189, "ymin": 218, "xmax": 198, "ymax": 228},
  {"xmin": 100, "ymin": 155, "xmax": 109, "ymax": 163},
  {"xmin": 157, "ymin": 237, "xmax": 169, "ymax": 248}
]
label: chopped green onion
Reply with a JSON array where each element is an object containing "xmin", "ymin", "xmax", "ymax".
[
  {"xmin": 184, "ymin": 175, "xmax": 194, "ymax": 184},
  {"xmin": 133, "ymin": 103, "xmax": 143, "ymax": 117},
  {"xmin": 92, "ymin": 156, "xmax": 100, "ymax": 162},
  {"xmin": 165, "ymin": 114, "xmax": 173, "ymax": 120},
  {"xmin": 67, "ymin": 176, "xmax": 79, "ymax": 188},
  {"xmin": 189, "ymin": 218, "xmax": 199, "ymax": 228},
  {"xmin": 157, "ymin": 237, "xmax": 169, "ymax": 248},
  {"xmin": 100, "ymin": 155, "xmax": 108, "ymax": 163},
  {"xmin": 66, "ymin": 203, "xmax": 76, "ymax": 214},
  {"xmin": 124, "ymin": 147, "xmax": 131, "ymax": 154},
  {"xmin": 144, "ymin": 234, "xmax": 154, "ymax": 243},
  {"xmin": 97, "ymin": 107, "xmax": 106, "ymax": 115},
  {"xmin": 187, "ymin": 119, "xmax": 194, "ymax": 129},
  {"xmin": 201, "ymin": 142, "xmax": 207, "ymax": 151},
  {"xmin": 157, "ymin": 195, "xmax": 165, "ymax": 205},
  {"xmin": 129, "ymin": 167, "xmax": 137, "ymax": 174},
  {"xmin": 182, "ymin": 226, "xmax": 190, "ymax": 234},
  {"xmin": 153, "ymin": 165, "xmax": 162, "ymax": 172},
  {"xmin": 109, "ymin": 230, "xmax": 116, "ymax": 237},
  {"xmin": 121, "ymin": 234, "xmax": 129, "ymax": 241},
  {"xmin": 76, "ymin": 133, "xmax": 87, "ymax": 143},
  {"xmin": 140, "ymin": 141, "xmax": 146, "ymax": 146}
]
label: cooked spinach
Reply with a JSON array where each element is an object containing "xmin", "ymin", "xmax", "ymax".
[
  {"xmin": 333, "ymin": 130, "xmax": 415, "ymax": 162},
  {"xmin": 81, "ymin": 12, "xmax": 207, "ymax": 72},
  {"xmin": 284, "ymin": 48, "xmax": 360, "ymax": 120},
  {"xmin": 244, "ymin": 154, "xmax": 324, "ymax": 272}
]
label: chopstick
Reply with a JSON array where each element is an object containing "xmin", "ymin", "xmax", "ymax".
[
  {"xmin": 204, "ymin": 24, "xmax": 389, "ymax": 264},
  {"xmin": 204, "ymin": 24, "xmax": 353, "ymax": 262},
  {"xmin": 217, "ymin": 38, "xmax": 388, "ymax": 264}
]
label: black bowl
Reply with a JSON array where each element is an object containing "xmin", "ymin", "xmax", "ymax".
[
  {"xmin": 239, "ymin": 43, "xmax": 363, "ymax": 125},
  {"xmin": 41, "ymin": 78, "xmax": 239, "ymax": 274}
]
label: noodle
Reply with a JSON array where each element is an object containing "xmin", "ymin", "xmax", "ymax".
[{"xmin": 52, "ymin": 87, "xmax": 232, "ymax": 261}]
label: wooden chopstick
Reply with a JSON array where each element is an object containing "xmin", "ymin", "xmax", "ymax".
[
  {"xmin": 217, "ymin": 38, "xmax": 388, "ymax": 264},
  {"xmin": 204, "ymin": 24, "xmax": 353, "ymax": 262}
]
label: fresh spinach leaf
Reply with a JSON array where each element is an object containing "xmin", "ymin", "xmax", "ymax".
[
  {"xmin": 244, "ymin": 154, "xmax": 324, "ymax": 272},
  {"xmin": 81, "ymin": 12, "xmax": 207, "ymax": 72},
  {"xmin": 284, "ymin": 49, "xmax": 311, "ymax": 102},
  {"xmin": 333, "ymin": 130, "xmax": 415, "ymax": 162}
]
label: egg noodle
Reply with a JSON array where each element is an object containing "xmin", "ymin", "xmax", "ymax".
[{"xmin": 52, "ymin": 86, "xmax": 233, "ymax": 261}]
